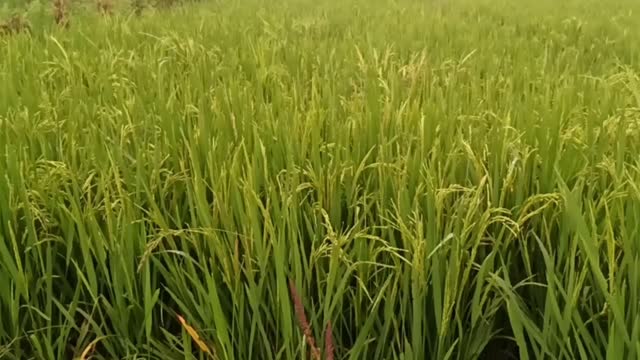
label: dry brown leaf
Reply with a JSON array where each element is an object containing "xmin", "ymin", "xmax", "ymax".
[
  {"xmin": 79, "ymin": 337, "xmax": 106, "ymax": 360},
  {"xmin": 177, "ymin": 315, "xmax": 214, "ymax": 357}
]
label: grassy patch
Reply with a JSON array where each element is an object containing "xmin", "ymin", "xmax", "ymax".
[{"xmin": 1, "ymin": 0, "xmax": 640, "ymax": 358}]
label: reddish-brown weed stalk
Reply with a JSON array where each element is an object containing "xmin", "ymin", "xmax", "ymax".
[
  {"xmin": 325, "ymin": 321, "xmax": 334, "ymax": 360},
  {"xmin": 289, "ymin": 279, "xmax": 322, "ymax": 360}
]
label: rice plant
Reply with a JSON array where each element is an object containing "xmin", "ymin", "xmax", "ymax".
[{"xmin": 1, "ymin": 0, "xmax": 640, "ymax": 359}]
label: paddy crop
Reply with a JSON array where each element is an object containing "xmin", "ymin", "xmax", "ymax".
[{"xmin": 1, "ymin": 0, "xmax": 640, "ymax": 358}]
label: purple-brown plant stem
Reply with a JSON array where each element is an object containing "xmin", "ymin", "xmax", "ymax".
[
  {"xmin": 289, "ymin": 279, "xmax": 321, "ymax": 360},
  {"xmin": 325, "ymin": 321, "xmax": 334, "ymax": 360}
]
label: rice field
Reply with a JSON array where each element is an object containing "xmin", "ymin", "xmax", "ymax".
[{"xmin": 1, "ymin": 0, "xmax": 640, "ymax": 359}]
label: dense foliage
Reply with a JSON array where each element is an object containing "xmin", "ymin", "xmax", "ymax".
[{"xmin": 1, "ymin": 0, "xmax": 640, "ymax": 358}]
